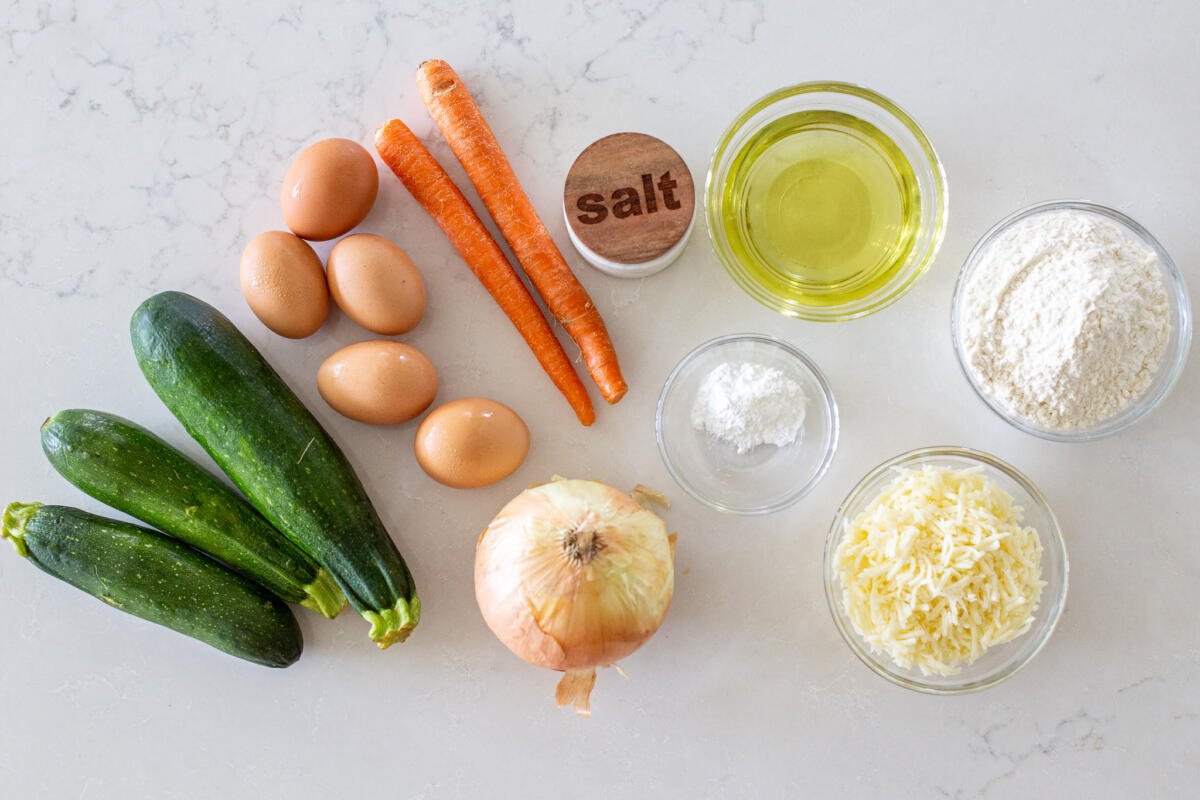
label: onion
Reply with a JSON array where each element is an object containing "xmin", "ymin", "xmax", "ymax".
[{"xmin": 475, "ymin": 478, "xmax": 676, "ymax": 716}]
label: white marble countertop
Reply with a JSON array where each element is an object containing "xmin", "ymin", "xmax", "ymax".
[{"xmin": 2, "ymin": 2, "xmax": 1197, "ymax": 797}]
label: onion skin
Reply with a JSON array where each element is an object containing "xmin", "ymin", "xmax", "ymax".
[{"xmin": 475, "ymin": 478, "xmax": 675, "ymax": 681}]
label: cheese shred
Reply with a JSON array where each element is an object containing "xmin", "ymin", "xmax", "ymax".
[{"xmin": 834, "ymin": 465, "xmax": 1045, "ymax": 676}]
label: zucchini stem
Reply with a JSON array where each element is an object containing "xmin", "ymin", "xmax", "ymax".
[
  {"xmin": 1, "ymin": 502, "xmax": 41, "ymax": 558},
  {"xmin": 365, "ymin": 595, "xmax": 421, "ymax": 649},
  {"xmin": 300, "ymin": 569, "xmax": 349, "ymax": 619}
]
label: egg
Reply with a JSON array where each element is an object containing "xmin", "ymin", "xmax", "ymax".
[
  {"xmin": 414, "ymin": 398, "xmax": 530, "ymax": 489},
  {"xmin": 280, "ymin": 138, "xmax": 378, "ymax": 241},
  {"xmin": 317, "ymin": 341, "xmax": 438, "ymax": 425},
  {"xmin": 326, "ymin": 234, "xmax": 426, "ymax": 335},
  {"xmin": 239, "ymin": 230, "xmax": 329, "ymax": 338}
]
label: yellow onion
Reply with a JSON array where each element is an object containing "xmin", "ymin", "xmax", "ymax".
[{"xmin": 475, "ymin": 478, "xmax": 676, "ymax": 717}]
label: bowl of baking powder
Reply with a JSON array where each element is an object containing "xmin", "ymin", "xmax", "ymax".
[{"xmin": 656, "ymin": 333, "xmax": 839, "ymax": 514}]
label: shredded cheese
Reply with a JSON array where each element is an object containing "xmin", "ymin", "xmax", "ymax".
[{"xmin": 834, "ymin": 465, "xmax": 1045, "ymax": 676}]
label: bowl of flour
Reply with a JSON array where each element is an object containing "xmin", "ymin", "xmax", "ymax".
[
  {"xmin": 656, "ymin": 333, "xmax": 838, "ymax": 514},
  {"xmin": 952, "ymin": 200, "xmax": 1191, "ymax": 440}
]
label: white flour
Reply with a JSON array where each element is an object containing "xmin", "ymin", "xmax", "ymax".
[
  {"xmin": 691, "ymin": 362, "xmax": 806, "ymax": 453},
  {"xmin": 960, "ymin": 209, "xmax": 1170, "ymax": 430}
]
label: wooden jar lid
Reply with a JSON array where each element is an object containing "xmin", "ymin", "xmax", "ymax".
[{"xmin": 563, "ymin": 132, "xmax": 695, "ymax": 277}]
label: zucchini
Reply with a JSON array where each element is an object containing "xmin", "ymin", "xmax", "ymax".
[
  {"xmin": 130, "ymin": 291, "xmax": 419, "ymax": 647},
  {"xmin": 41, "ymin": 409, "xmax": 345, "ymax": 618},
  {"xmin": 1, "ymin": 503, "xmax": 302, "ymax": 668}
]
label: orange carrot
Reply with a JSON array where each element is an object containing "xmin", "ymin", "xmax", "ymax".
[
  {"xmin": 415, "ymin": 59, "xmax": 628, "ymax": 405},
  {"xmin": 374, "ymin": 119, "xmax": 596, "ymax": 426}
]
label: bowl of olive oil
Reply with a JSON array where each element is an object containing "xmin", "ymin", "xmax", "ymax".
[{"xmin": 707, "ymin": 82, "xmax": 947, "ymax": 321}]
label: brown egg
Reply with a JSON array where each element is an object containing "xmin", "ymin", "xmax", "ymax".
[
  {"xmin": 326, "ymin": 234, "xmax": 426, "ymax": 335},
  {"xmin": 280, "ymin": 138, "xmax": 378, "ymax": 241},
  {"xmin": 414, "ymin": 398, "xmax": 530, "ymax": 489},
  {"xmin": 239, "ymin": 230, "xmax": 329, "ymax": 338},
  {"xmin": 317, "ymin": 341, "xmax": 438, "ymax": 425}
]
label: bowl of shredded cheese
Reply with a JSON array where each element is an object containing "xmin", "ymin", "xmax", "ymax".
[{"xmin": 824, "ymin": 447, "xmax": 1068, "ymax": 694}]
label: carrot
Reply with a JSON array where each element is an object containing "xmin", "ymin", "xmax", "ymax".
[
  {"xmin": 374, "ymin": 119, "xmax": 596, "ymax": 426},
  {"xmin": 415, "ymin": 59, "xmax": 628, "ymax": 405}
]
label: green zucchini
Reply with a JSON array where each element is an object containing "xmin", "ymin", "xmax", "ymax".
[
  {"xmin": 1, "ymin": 502, "xmax": 302, "ymax": 668},
  {"xmin": 41, "ymin": 409, "xmax": 345, "ymax": 618},
  {"xmin": 130, "ymin": 291, "xmax": 419, "ymax": 647}
]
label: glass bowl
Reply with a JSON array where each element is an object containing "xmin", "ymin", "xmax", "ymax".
[
  {"xmin": 656, "ymin": 334, "xmax": 838, "ymax": 514},
  {"xmin": 705, "ymin": 81, "xmax": 948, "ymax": 322},
  {"xmin": 824, "ymin": 447, "xmax": 1069, "ymax": 694},
  {"xmin": 951, "ymin": 200, "xmax": 1192, "ymax": 441}
]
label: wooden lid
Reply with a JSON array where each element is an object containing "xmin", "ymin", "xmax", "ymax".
[{"xmin": 564, "ymin": 132, "xmax": 695, "ymax": 265}]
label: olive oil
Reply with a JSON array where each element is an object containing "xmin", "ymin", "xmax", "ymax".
[{"xmin": 718, "ymin": 110, "xmax": 922, "ymax": 308}]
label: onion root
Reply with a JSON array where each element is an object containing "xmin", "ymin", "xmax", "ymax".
[{"xmin": 555, "ymin": 668, "xmax": 598, "ymax": 718}]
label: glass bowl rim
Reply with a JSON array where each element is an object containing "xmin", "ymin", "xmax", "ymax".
[
  {"xmin": 655, "ymin": 332, "xmax": 840, "ymax": 515},
  {"xmin": 704, "ymin": 80, "xmax": 950, "ymax": 322},
  {"xmin": 822, "ymin": 445, "xmax": 1070, "ymax": 695},
  {"xmin": 950, "ymin": 199, "xmax": 1193, "ymax": 442}
]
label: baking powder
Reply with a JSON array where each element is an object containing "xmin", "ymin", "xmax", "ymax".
[{"xmin": 691, "ymin": 362, "xmax": 807, "ymax": 453}]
